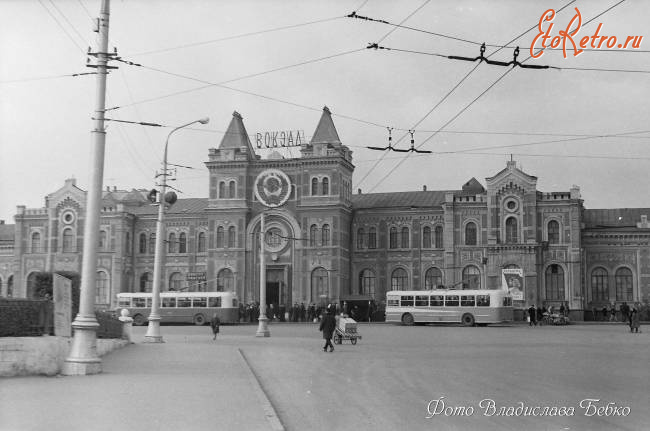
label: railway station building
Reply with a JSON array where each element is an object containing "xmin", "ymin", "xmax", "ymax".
[{"xmin": 1, "ymin": 107, "xmax": 649, "ymax": 320}]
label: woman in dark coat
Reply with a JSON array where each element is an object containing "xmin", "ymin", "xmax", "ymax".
[
  {"xmin": 319, "ymin": 309, "xmax": 336, "ymax": 352},
  {"xmin": 630, "ymin": 308, "xmax": 641, "ymax": 333},
  {"xmin": 210, "ymin": 313, "xmax": 221, "ymax": 340}
]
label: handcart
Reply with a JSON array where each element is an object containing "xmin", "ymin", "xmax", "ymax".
[{"xmin": 334, "ymin": 317, "xmax": 362, "ymax": 345}]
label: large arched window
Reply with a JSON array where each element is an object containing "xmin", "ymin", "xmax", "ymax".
[
  {"xmin": 310, "ymin": 224, "xmax": 318, "ymax": 247},
  {"xmin": 465, "ymin": 222, "xmax": 477, "ymax": 246},
  {"xmin": 615, "ymin": 267, "xmax": 633, "ymax": 301},
  {"xmin": 149, "ymin": 233, "xmax": 156, "ymax": 254},
  {"xmin": 311, "ymin": 178, "xmax": 319, "ymax": 196},
  {"xmin": 321, "ymin": 224, "xmax": 330, "ymax": 246},
  {"xmin": 545, "ymin": 264, "xmax": 565, "ymax": 300},
  {"xmin": 322, "ymin": 177, "xmax": 329, "ymax": 195},
  {"xmin": 389, "ymin": 227, "xmax": 398, "ymax": 249},
  {"xmin": 169, "ymin": 272, "xmax": 183, "ymax": 291},
  {"xmin": 311, "ymin": 267, "xmax": 328, "ymax": 303},
  {"xmin": 359, "ymin": 269, "xmax": 376, "ymax": 296},
  {"xmin": 434, "ymin": 225, "xmax": 444, "ymax": 248},
  {"xmin": 95, "ymin": 271, "xmax": 109, "ymax": 304},
  {"xmin": 26, "ymin": 273, "xmax": 39, "ymax": 298},
  {"xmin": 422, "ymin": 226, "xmax": 432, "ymax": 248},
  {"xmin": 462, "ymin": 265, "xmax": 481, "ymax": 290},
  {"xmin": 99, "ymin": 230, "xmax": 107, "ymax": 250},
  {"xmin": 219, "ymin": 181, "xmax": 226, "ymax": 198},
  {"xmin": 547, "ymin": 220, "xmax": 560, "ymax": 244},
  {"xmin": 391, "ymin": 268, "xmax": 408, "ymax": 290},
  {"xmin": 228, "ymin": 226, "xmax": 236, "ymax": 248},
  {"xmin": 505, "ymin": 217, "xmax": 518, "ymax": 244},
  {"xmin": 368, "ymin": 227, "xmax": 377, "ymax": 249},
  {"xmin": 179, "ymin": 232, "xmax": 187, "ymax": 253},
  {"xmin": 401, "ymin": 227, "xmax": 409, "ymax": 248},
  {"xmin": 62, "ymin": 228, "xmax": 74, "ymax": 252},
  {"xmin": 357, "ymin": 228, "xmax": 365, "ymax": 249},
  {"xmin": 197, "ymin": 232, "xmax": 206, "ymax": 252},
  {"xmin": 590, "ymin": 267, "xmax": 608, "ymax": 302},
  {"xmin": 425, "ymin": 267, "xmax": 443, "ymax": 290},
  {"xmin": 216, "ymin": 226, "xmax": 224, "ymax": 248},
  {"xmin": 140, "ymin": 272, "xmax": 152, "ymax": 293},
  {"xmin": 168, "ymin": 232, "xmax": 177, "ymax": 253},
  {"xmin": 229, "ymin": 180, "xmax": 236, "ymax": 198},
  {"xmin": 31, "ymin": 232, "xmax": 41, "ymax": 253},
  {"xmin": 139, "ymin": 233, "xmax": 147, "ymax": 254},
  {"xmin": 217, "ymin": 268, "xmax": 233, "ymax": 292}
]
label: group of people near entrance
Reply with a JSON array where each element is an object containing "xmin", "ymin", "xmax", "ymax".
[{"xmin": 526, "ymin": 303, "xmax": 569, "ymax": 326}]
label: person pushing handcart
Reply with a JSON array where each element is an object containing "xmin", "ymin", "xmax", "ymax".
[{"xmin": 333, "ymin": 315, "xmax": 362, "ymax": 345}]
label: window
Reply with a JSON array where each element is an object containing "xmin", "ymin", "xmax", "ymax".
[
  {"xmin": 445, "ymin": 295, "xmax": 459, "ymax": 306},
  {"xmin": 217, "ymin": 268, "xmax": 233, "ymax": 292},
  {"xmin": 62, "ymin": 228, "xmax": 74, "ymax": 252},
  {"xmin": 322, "ymin": 177, "xmax": 329, "ymax": 195},
  {"xmin": 477, "ymin": 295, "xmax": 490, "ymax": 307},
  {"xmin": 357, "ymin": 228, "xmax": 365, "ymax": 249},
  {"xmin": 615, "ymin": 267, "xmax": 633, "ymax": 301},
  {"xmin": 462, "ymin": 265, "xmax": 481, "ymax": 290},
  {"xmin": 548, "ymin": 220, "xmax": 560, "ymax": 244},
  {"xmin": 311, "ymin": 178, "xmax": 318, "ymax": 196},
  {"xmin": 591, "ymin": 267, "xmax": 608, "ymax": 301},
  {"xmin": 400, "ymin": 295, "xmax": 414, "ymax": 307},
  {"xmin": 169, "ymin": 272, "xmax": 183, "ymax": 291},
  {"xmin": 265, "ymin": 228, "xmax": 282, "ymax": 248},
  {"xmin": 149, "ymin": 233, "xmax": 156, "ymax": 254},
  {"xmin": 461, "ymin": 295, "xmax": 476, "ymax": 307},
  {"xmin": 139, "ymin": 233, "xmax": 147, "ymax": 254},
  {"xmin": 425, "ymin": 267, "xmax": 443, "ymax": 290},
  {"xmin": 140, "ymin": 272, "xmax": 152, "ymax": 293},
  {"xmin": 168, "ymin": 233, "xmax": 177, "ymax": 253},
  {"xmin": 177, "ymin": 297, "xmax": 191, "ymax": 307},
  {"xmin": 321, "ymin": 224, "xmax": 330, "ymax": 246},
  {"xmin": 7, "ymin": 275, "xmax": 13, "ymax": 297},
  {"xmin": 197, "ymin": 232, "xmax": 206, "ymax": 252},
  {"xmin": 95, "ymin": 271, "xmax": 109, "ymax": 304},
  {"xmin": 162, "ymin": 297, "xmax": 176, "ymax": 308},
  {"xmin": 219, "ymin": 181, "xmax": 226, "ymax": 198},
  {"xmin": 430, "ymin": 295, "xmax": 444, "ymax": 306},
  {"xmin": 99, "ymin": 230, "xmax": 107, "ymax": 250},
  {"xmin": 389, "ymin": 227, "xmax": 398, "ymax": 249},
  {"xmin": 545, "ymin": 264, "xmax": 565, "ymax": 300},
  {"xmin": 368, "ymin": 227, "xmax": 377, "ymax": 249},
  {"xmin": 415, "ymin": 296, "xmax": 429, "ymax": 307},
  {"xmin": 228, "ymin": 226, "xmax": 236, "ymax": 248},
  {"xmin": 401, "ymin": 227, "xmax": 409, "ymax": 248},
  {"xmin": 31, "ymin": 232, "xmax": 41, "ymax": 253},
  {"xmin": 391, "ymin": 268, "xmax": 408, "ymax": 290},
  {"xmin": 179, "ymin": 232, "xmax": 187, "ymax": 253},
  {"xmin": 310, "ymin": 224, "xmax": 318, "ymax": 247},
  {"xmin": 505, "ymin": 217, "xmax": 518, "ymax": 243},
  {"xmin": 125, "ymin": 232, "xmax": 131, "ymax": 255},
  {"xmin": 193, "ymin": 297, "xmax": 207, "ymax": 308},
  {"xmin": 208, "ymin": 297, "xmax": 222, "ymax": 307},
  {"xmin": 216, "ymin": 226, "xmax": 224, "ymax": 248},
  {"xmin": 229, "ymin": 180, "xmax": 236, "ymax": 198},
  {"xmin": 422, "ymin": 226, "xmax": 432, "ymax": 248},
  {"xmin": 359, "ymin": 269, "xmax": 376, "ymax": 296},
  {"xmin": 465, "ymin": 222, "xmax": 477, "ymax": 246},
  {"xmin": 432, "ymin": 225, "xmax": 442, "ymax": 249},
  {"xmin": 311, "ymin": 267, "xmax": 328, "ymax": 301}
]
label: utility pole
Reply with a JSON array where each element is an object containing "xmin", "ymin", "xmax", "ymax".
[{"xmin": 62, "ymin": 0, "xmax": 112, "ymax": 375}]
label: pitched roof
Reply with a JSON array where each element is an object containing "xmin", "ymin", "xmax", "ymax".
[
  {"xmin": 309, "ymin": 106, "xmax": 341, "ymax": 145},
  {"xmin": 218, "ymin": 111, "xmax": 256, "ymax": 158},
  {"xmin": 129, "ymin": 198, "xmax": 208, "ymax": 216},
  {"xmin": 583, "ymin": 208, "xmax": 650, "ymax": 229},
  {"xmin": 352, "ymin": 190, "xmax": 451, "ymax": 210},
  {"xmin": 460, "ymin": 177, "xmax": 485, "ymax": 195}
]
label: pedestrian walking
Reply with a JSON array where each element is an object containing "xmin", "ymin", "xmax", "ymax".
[
  {"xmin": 609, "ymin": 304, "xmax": 617, "ymax": 322},
  {"xmin": 210, "ymin": 313, "xmax": 221, "ymax": 340},
  {"xmin": 629, "ymin": 307, "xmax": 641, "ymax": 333},
  {"xmin": 319, "ymin": 307, "xmax": 336, "ymax": 352},
  {"xmin": 527, "ymin": 305, "xmax": 537, "ymax": 326}
]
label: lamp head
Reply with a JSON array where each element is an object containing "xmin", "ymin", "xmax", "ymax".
[{"xmin": 198, "ymin": 117, "xmax": 210, "ymax": 125}]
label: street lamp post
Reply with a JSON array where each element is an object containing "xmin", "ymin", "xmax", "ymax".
[
  {"xmin": 256, "ymin": 212, "xmax": 270, "ymax": 337},
  {"xmin": 144, "ymin": 117, "xmax": 209, "ymax": 343}
]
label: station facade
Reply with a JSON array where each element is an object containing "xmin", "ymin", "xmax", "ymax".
[{"xmin": 1, "ymin": 107, "xmax": 649, "ymax": 319}]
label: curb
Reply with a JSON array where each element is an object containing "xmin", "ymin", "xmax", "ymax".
[{"xmin": 237, "ymin": 348, "xmax": 285, "ymax": 431}]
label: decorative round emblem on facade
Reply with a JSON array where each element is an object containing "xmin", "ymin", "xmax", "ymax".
[
  {"xmin": 504, "ymin": 198, "xmax": 519, "ymax": 212},
  {"xmin": 254, "ymin": 169, "xmax": 291, "ymax": 208},
  {"xmin": 61, "ymin": 209, "xmax": 76, "ymax": 224}
]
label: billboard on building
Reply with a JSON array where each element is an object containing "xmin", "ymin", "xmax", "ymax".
[{"xmin": 502, "ymin": 268, "xmax": 524, "ymax": 301}]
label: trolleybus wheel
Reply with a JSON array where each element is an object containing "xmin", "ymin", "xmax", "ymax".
[
  {"xmin": 133, "ymin": 314, "xmax": 146, "ymax": 326},
  {"xmin": 461, "ymin": 313, "xmax": 475, "ymax": 327},
  {"xmin": 401, "ymin": 313, "xmax": 414, "ymax": 326},
  {"xmin": 351, "ymin": 338, "xmax": 357, "ymax": 345},
  {"xmin": 193, "ymin": 313, "xmax": 206, "ymax": 326}
]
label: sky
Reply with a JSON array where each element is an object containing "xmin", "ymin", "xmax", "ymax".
[{"xmin": 1, "ymin": 0, "xmax": 649, "ymax": 223}]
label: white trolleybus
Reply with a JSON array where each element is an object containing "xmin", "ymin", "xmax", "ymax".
[
  {"xmin": 386, "ymin": 289, "xmax": 513, "ymax": 326},
  {"xmin": 116, "ymin": 291, "xmax": 239, "ymax": 326}
]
